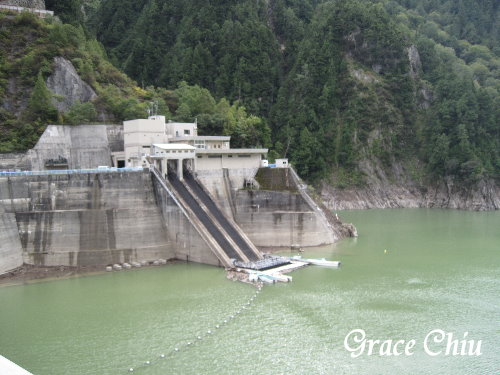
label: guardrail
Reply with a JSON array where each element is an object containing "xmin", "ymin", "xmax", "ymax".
[
  {"xmin": 0, "ymin": 168, "xmax": 143, "ymax": 177},
  {"xmin": 0, "ymin": 5, "xmax": 54, "ymax": 17}
]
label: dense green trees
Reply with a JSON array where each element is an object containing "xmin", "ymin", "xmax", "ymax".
[
  {"xmin": 92, "ymin": 0, "xmax": 282, "ymax": 116},
  {"xmin": 167, "ymin": 82, "xmax": 271, "ymax": 148},
  {"xmin": 1, "ymin": 0, "xmax": 498, "ymax": 186},
  {"xmin": 45, "ymin": 0, "xmax": 84, "ymax": 25},
  {"xmin": 28, "ymin": 72, "xmax": 58, "ymax": 123},
  {"xmin": 271, "ymin": 0, "xmax": 416, "ymax": 181}
]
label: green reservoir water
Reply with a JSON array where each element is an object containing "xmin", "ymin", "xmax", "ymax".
[{"xmin": 1, "ymin": 209, "xmax": 499, "ymax": 374}]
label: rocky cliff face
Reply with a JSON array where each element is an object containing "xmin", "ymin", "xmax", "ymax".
[
  {"xmin": 46, "ymin": 57, "xmax": 97, "ymax": 112},
  {"xmin": 321, "ymin": 159, "xmax": 499, "ymax": 211},
  {"xmin": 0, "ymin": 0, "xmax": 45, "ymax": 9}
]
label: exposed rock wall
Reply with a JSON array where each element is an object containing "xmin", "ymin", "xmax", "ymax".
[
  {"xmin": 322, "ymin": 159, "xmax": 499, "ymax": 211},
  {"xmin": 0, "ymin": 171, "xmax": 174, "ymax": 268},
  {"xmin": 46, "ymin": 57, "xmax": 96, "ymax": 112}
]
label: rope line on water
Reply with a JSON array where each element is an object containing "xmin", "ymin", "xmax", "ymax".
[{"xmin": 126, "ymin": 284, "xmax": 263, "ymax": 373}]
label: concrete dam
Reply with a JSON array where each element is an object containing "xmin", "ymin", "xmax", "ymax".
[{"xmin": 0, "ymin": 124, "xmax": 349, "ymax": 275}]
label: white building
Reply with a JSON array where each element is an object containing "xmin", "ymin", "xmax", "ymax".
[
  {"xmin": 275, "ymin": 158, "xmax": 289, "ymax": 168},
  {"xmin": 121, "ymin": 115, "xmax": 267, "ymax": 174},
  {"xmin": 149, "ymin": 143, "xmax": 196, "ymax": 180}
]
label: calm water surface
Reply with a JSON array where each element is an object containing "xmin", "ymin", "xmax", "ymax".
[{"xmin": 0, "ymin": 209, "xmax": 499, "ymax": 374}]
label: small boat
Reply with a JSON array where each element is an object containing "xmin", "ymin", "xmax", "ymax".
[{"xmin": 291, "ymin": 256, "xmax": 341, "ymax": 268}]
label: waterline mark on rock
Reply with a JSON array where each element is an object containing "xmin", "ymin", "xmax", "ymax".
[{"xmin": 344, "ymin": 329, "xmax": 482, "ymax": 358}]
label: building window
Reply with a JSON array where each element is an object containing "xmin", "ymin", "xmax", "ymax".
[
  {"xmin": 195, "ymin": 140, "xmax": 205, "ymax": 149},
  {"xmin": 228, "ymin": 155, "xmax": 233, "ymax": 158},
  {"xmin": 208, "ymin": 155, "xmax": 222, "ymax": 158},
  {"xmin": 184, "ymin": 129, "xmax": 190, "ymax": 135},
  {"xmin": 197, "ymin": 156, "xmax": 203, "ymax": 158},
  {"xmin": 238, "ymin": 154, "xmax": 251, "ymax": 158}
]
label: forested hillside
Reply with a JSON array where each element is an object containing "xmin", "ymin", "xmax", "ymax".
[
  {"xmin": 0, "ymin": 0, "xmax": 498, "ymax": 192},
  {"xmin": 90, "ymin": 0, "xmax": 498, "ymax": 186},
  {"xmin": 0, "ymin": 10, "xmax": 269, "ymax": 152}
]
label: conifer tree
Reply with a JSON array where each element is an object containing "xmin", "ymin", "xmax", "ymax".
[{"xmin": 27, "ymin": 72, "xmax": 58, "ymax": 123}]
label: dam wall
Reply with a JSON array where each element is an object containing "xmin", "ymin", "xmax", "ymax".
[
  {"xmin": 151, "ymin": 174, "xmax": 220, "ymax": 266},
  {"xmin": 0, "ymin": 170, "xmax": 173, "ymax": 267},
  {"xmin": 0, "ymin": 166, "xmax": 340, "ymax": 273},
  {"xmin": 197, "ymin": 168, "xmax": 337, "ymax": 249},
  {"xmin": 0, "ymin": 206, "xmax": 23, "ymax": 274},
  {"xmin": 232, "ymin": 190, "xmax": 335, "ymax": 248}
]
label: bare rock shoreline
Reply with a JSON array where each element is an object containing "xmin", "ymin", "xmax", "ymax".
[{"xmin": 321, "ymin": 178, "xmax": 499, "ymax": 211}]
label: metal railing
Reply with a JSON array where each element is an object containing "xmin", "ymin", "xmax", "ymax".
[
  {"xmin": 0, "ymin": 167, "xmax": 143, "ymax": 177},
  {"xmin": 0, "ymin": 5, "xmax": 54, "ymax": 16}
]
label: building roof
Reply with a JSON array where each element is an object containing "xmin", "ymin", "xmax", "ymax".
[
  {"xmin": 170, "ymin": 136, "xmax": 230, "ymax": 141},
  {"xmin": 196, "ymin": 148, "xmax": 268, "ymax": 154},
  {"xmin": 153, "ymin": 143, "xmax": 196, "ymax": 150}
]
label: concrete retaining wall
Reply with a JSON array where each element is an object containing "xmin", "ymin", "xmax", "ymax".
[
  {"xmin": 27, "ymin": 125, "xmax": 123, "ymax": 170},
  {"xmin": 198, "ymin": 168, "xmax": 337, "ymax": 249},
  {"xmin": 232, "ymin": 190, "xmax": 335, "ymax": 248},
  {"xmin": 0, "ymin": 171, "xmax": 173, "ymax": 267},
  {"xmin": 0, "ymin": 152, "xmax": 31, "ymax": 171}
]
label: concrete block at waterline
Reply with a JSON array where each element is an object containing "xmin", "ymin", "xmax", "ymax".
[
  {"xmin": 233, "ymin": 190, "xmax": 332, "ymax": 248},
  {"xmin": 0, "ymin": 212, "xmax": 23, "ymax": 274}
]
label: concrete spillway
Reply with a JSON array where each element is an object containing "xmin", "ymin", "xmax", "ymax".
[
  {"xmin": 183, "ymin": 171, "xmax": 262, "ymax": 262},
  {"xmin": 168, "ymin": 172, "xmax": 243, "ymax": 262},
  {"xmin": 150, "ymin": 166, "xmax": 263, "ymax": 267}
]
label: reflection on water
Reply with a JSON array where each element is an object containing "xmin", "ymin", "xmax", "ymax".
[{"xmin": 0, "ymin": 209, "xmax": 498, "ymax": 375}]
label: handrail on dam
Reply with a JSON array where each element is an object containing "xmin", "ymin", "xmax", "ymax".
[{"xmin": 0, "ymin": 167, "xmax": 144, "ymax": 177}]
